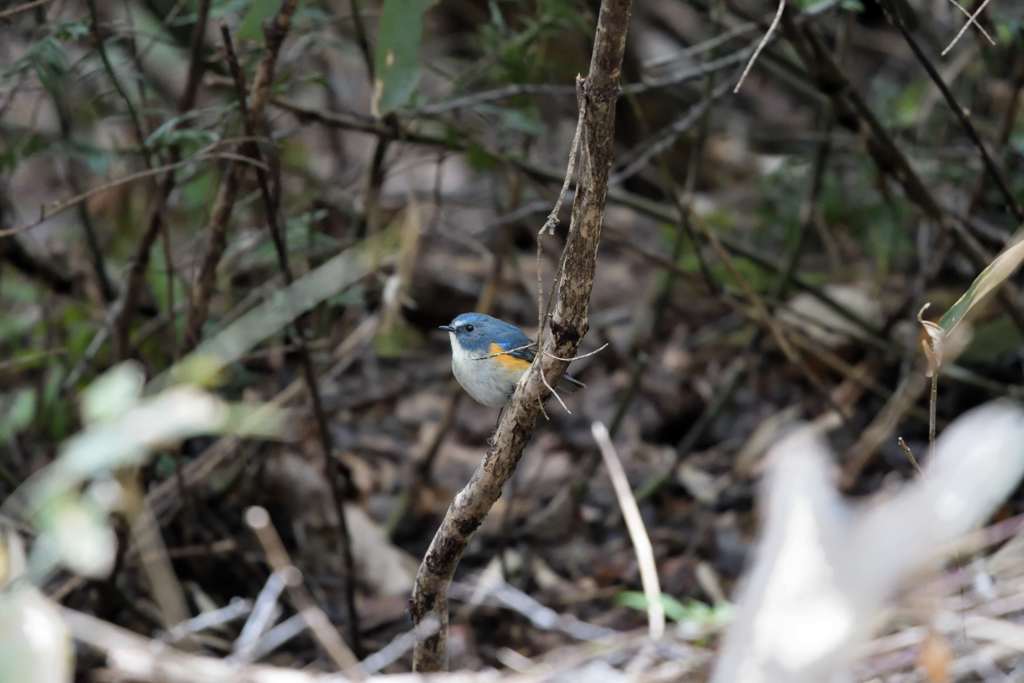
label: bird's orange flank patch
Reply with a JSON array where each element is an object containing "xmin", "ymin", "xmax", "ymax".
[{"xmin": 489, "ymin": 342, "xmax": 530, "ymax": 371}]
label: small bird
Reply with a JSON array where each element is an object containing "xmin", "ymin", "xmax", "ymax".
[{"xmin": 440, "ymin": 312, "xmax": 584, "ymax": 407}]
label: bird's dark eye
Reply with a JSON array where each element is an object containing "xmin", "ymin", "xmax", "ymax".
[{"xmin": 464, "ymin": 324, "xmax": 474, "ymax": 332}]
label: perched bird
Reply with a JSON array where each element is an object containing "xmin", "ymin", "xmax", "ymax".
[{"xmin": 439, "ymin": 312, "xmax": 584, "ymax": 407}]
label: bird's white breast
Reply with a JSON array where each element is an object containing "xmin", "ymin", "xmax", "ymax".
[{"xmin": 448, "ymin": 333, "xmax": 518, "ymax": 407}]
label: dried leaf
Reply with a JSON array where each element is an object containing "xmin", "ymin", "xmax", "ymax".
[
  {"xmin": 938, "ymin": 235, "xmax": 1024, "ymax": 336},
  {"xmin": 920, "ymin": 234, "xmax": 1024, "ymax": 374}
]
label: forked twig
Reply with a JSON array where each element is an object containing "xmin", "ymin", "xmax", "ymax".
[
  {"xmin": 943, "ymin": 0, "xmax": 996, "ymax": 45},
  {"xmin": 942, "ymin": 0, "xmax": 994, "ymax": 56}
]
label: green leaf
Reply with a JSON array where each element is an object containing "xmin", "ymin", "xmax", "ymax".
[
  {"xmin": 238, "ymin": 0, "xmax": 278, "ymax": 41},
  {"xmin": 161, "ymin": 228, "xmax": 398, "ymax": 386},
  {"xmin": 616, "ymin": 591, "xmax": 732, "ymax": 628},
  {"xmin": 466, "ymin": 142, "xmax": 498, "ymax": 171},
  {"xmin": 919, "ymin": 234, "xmax": 1024, "ymax": 375},
  {"xmin": 29, "ymin": 37, "xmax": 69, "ymax": 95},
  {"xmin": 372, "ymin": 0, "xmax": 434, "ymax": 115},
  {"xmin": 938, "ymin": 236, "xmax": 1024, "ymax": 335},
  {"xmin": 145, "ymin": 110, "xmax": 219, "ymax": 150}
]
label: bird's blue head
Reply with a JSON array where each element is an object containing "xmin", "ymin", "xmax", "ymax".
[{"xmin": 439, "ymin": 312, "xmax": 527, "ymax": 355}]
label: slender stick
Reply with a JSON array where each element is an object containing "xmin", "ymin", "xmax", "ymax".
[{"xmin": 592, "ymin": 422, "xmax": 664, "ymax": 640}]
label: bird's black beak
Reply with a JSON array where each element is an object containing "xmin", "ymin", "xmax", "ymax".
[{"xmin": 438, "ymin": 325, "xmax": 455, "ymax": 333}]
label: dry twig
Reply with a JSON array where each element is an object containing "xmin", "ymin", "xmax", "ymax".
[
  {"xmin": 592, "ymin": 422, "xmax": 664, "ymax": 640},
  {"xmin": 245, "ymin": 507, "xmax": 362, "ymax": 676},
  {"xmin": 733, "ymin": 0, "xmax": 786, "ymax": 93},
  {"xmin": 942, "ymin": 0, "xmax": 995, "ymax": 56}
]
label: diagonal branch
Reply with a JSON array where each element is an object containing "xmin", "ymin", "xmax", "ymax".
[{"xmin": 408, "ymin": 0, "xmax": 634, "ymax": 672}]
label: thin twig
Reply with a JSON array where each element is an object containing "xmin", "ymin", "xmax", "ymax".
[
  {"xmin": 541, "ymin": 81, "xmax": 585, "ymax": 238},
  {"xmin": 112, "ymin": 0, "xmax": 212, "ymax": 359},
  {"xmin": 183, "ymin": 0, "xmax": 302, "ymax": 348},
  {"xmin": 34, "ymin": 7, "xmax": 114, "ymax": 302},
  {"xmin": 610, "ymin": 81, "xmax": 732, "ymax": 185},
  {"xmin": 592, "ymin": 421, "xmax": 664, "ymax": 640},
  {"xmin": 85, "ymin": 0, "xmax": 150, "ymax": 165},
  {"xmin": 0, "ymin": 146, "xmax": 264, "ymax": 238},
  {"xmin": 733, "ymin": 0, "xmax": 785, "ymax": 93},
  {"xmin": 943, "ymin": 0, "xmax": 996, "ymax": 45},
  {"xmin": 470, "ymin": 343, "xmax": 535, "ymax": 360},
  {"xmin": 543, "ymin": 342, "xmax": 609, "ymax": 362},
  {"xmin": 232, "ymin": 570, "xmax": 288, "ymax": 659},
  {"xmin": 165, "ymin": 600, "xmax": 252, "ymax": 644},
  {"xmin": 896, "ymin": 437, "xmax": 923, "ymax": 475},
  {"xmin": 539, "ymin": 369, "xmax": 571, "ymax": 415},
  {"xmin": 0, "ymin": 0, "xmax": 53, "ymax": 20},
  {"xmin": 348, "ymin": 0, "xmax": 375, "ymax": 81},
  {"xmin": 942, "ymin": 0, "xmax": 994, "ymax": 56}
]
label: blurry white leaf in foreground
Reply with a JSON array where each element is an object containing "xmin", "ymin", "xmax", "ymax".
[
  {"xmin": 4, "ymin": 378, "xmax": 287, "ymax": 582},
  {"xmin": 0, "ymin": 586, "xmax": 72, "ymax": 683},
  {"xmin": 39, "ymin": 495, "xmax": 117, "ymax": 579},
  {"xmin": 80, "ymin": 362, "xmax": 145, "ymax": 425},
  {"xmin": 0, "ymin": 526, "xmax": 27, "ymax": 587},
  {"xmin": 51, "ymin": 388, "xmax": 284, "ymax": 487},
  {"xmin": 712, "ymin": 401, "xmax": 1024, "ymax": 683}
]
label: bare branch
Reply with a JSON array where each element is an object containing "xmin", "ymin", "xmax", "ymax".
[{"xmin": 734, "ymin": 0, "xmax": 786, "ymax": 93}]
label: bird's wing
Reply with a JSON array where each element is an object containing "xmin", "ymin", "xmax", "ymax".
[
  {"xmin": 491, "ymin": 321, "xmax": 536, "ymax": 362},
  {"xmin": 501, "ymin": 342, "xmax": 536, "ymax": 363},
  {"xmin": 495, "ymin": 335, "xmax": 585, "ymax": 391}
]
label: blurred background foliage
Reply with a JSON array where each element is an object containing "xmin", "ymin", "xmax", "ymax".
[{"xmin": 2, "ymin": 0, "xmax": 1024, "ymax": 678}]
